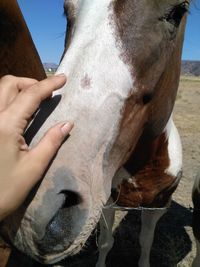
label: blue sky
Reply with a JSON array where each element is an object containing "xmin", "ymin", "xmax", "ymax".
[{"xmin": 18, "ymin": 0, "xmax": 200, "ymax": 64}]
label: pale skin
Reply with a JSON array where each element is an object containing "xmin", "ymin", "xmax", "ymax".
[{"xmin": 0, "ymin": 74, "xmax": 73, "ymax": 221}]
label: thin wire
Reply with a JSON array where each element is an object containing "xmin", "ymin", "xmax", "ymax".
[
  {"xmin": 103, "ymin": 205, "xmax": 167, "ymax": 211},
  {"xmin": 103, "ymin": 204, "xmax": 197, "ymax": 212},
  {"xmin": 103, "ymin": 184, "xmax": 123, "ymax": 209},
  {"xmin": 101, "ymin": 211, "xmax": 109, "ymax": 229}
]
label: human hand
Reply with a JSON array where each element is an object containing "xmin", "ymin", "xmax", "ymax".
[{"xmin": 0, "ymin": 75, "xmax": 73, "ymax": 221}]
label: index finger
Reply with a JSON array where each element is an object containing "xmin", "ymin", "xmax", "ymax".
[{"xmin": 8, "ymin": 74, "xmax": 66, "ymax": 120}]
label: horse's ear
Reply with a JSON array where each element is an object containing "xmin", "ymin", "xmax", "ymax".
[{"xmin": 0, "ymin": 0, "xmax": 46, "ymax": 80}]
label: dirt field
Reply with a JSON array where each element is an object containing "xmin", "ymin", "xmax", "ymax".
[
  {"xmin": 172, "ymin": 76, "xmax": 200, "ymax": 267},
  {"xmin": 1, "ymin": 77, "xmax": 200, "ymax": 267}
]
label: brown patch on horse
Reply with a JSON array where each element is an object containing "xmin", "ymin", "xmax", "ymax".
[
  {"xmin": 112, "ymin": 133, "xmax": 181, "ymax": 208},
  {"xmin": 108, "ymin": 95, "xmax": 149, "ymax": 171},
  {"xmin": 109, "ymin": 1, "xmax": 186, "ymax": 209},
  {"xmin": 81, "ymin": 74, "xmax": 92, "ymax": 89},
  {"xmin": 111, "ymin": 2, "xmax": 187, "ymax": 136},
  {"xmin": 112, "ymin": 1, "xmax": 187, "ymax": 79},
  {"xmin": 146, "ymin": 31, "xmax": 185, "ymax": 136},
  {"xmin": 0, "ymin": 0, "xmax": 46, "ymax": 80},
  {"xmin": 112, "ymin": 1, "xmax": 161, "ymax": 78},
  {"xmin": 0, "ymin": 7, "xmax": 20, "ymax": 45}
]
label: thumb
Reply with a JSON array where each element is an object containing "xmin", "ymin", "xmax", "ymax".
[{"xmin": 27, "ymin": 122, "xmax": 73, "ymax": 180}]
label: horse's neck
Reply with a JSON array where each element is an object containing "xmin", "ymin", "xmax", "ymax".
[{"xmin": 0, "ymin": 0, "xmax": 46, "ymax": 80}]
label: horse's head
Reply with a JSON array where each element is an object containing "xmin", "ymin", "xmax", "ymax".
[{"xmin": 0, "ymin": 0, "xmax": 189, "ymax": 264}]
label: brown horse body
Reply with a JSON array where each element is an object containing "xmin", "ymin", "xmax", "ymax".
[{"xmin": 0, "ymin": 0, "xmax": 45, "ymax": 79}]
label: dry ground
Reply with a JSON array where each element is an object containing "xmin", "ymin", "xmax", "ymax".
[{"xmin": 1, "ymin": 76, "xmax": 200, "ymax": 267}]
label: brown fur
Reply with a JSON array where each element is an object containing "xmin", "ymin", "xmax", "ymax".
[
  {"xmin": 111, "ymin": 39, "xmax": 184, "ymax": 207},
  {"xmin": 0, "ymin": 239, "xmax": 10, "ymax": 267},
  {"xmin": 112, "ymin": 0, "xmax": 164, "ymax": 79},
  {"xmin": 0, "ymin": 0, "xmax": 46, "ymax": 79},
  {"xmin": 112, "ymin": 1, "xmax": 186, "ymax": 136},
  {"xmin": 112, "ymin": 133, "xmax": 181, "ymax": 207},
  {"xmin": 110, "ymin": 1, "xmax": 186, "ymax": 209}
]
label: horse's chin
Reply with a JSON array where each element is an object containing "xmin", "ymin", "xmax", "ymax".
[
  {"xmin": 35, "ymin": 210, "xmax": 101, "ymax": 264},
  {"xmin": 1, "ymin": 195, "xmax": 102, "ymax": 265}
]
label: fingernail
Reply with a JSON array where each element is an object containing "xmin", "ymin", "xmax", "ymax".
[
  {"xmin": 20, "ymin": 144, "xmax": 29, "ymax": 151},
  {"xmin": 61, "ymin": 122, "xmax": 74, "ymax": 135}
]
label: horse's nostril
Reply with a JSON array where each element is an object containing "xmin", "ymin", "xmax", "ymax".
[
  {"xmin": 59, "ymin": 190, "xmax": 82, "ymax": 208},
  {"xmin": 36, "ymin": 190, "xmax": 86, "ymax": 254},
  {"xmin": 142, "ymin": 93, "xmax": 153, "ymax": 105}
]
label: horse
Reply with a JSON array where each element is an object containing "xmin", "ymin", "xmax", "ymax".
[
  {"xmin": 0, "ymin": 0, "xmax": 189, "ymax": 266},
  {"xmin": 192, "ymin": 169, "xmax": 200, "ymax": 267},
  {"xmin": 0, "ymin": 0, "xmax": 46, "ymax": 79}
]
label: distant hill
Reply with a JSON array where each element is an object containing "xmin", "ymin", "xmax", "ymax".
[
  {"xmin": 43, "ymin": 61, "xmax": 200, "ymax": 76},
  {"xmin": 181, "ymin": 60, "xmax": 200, "ymax": 76},
  {"xmin": 43, "ymin": 63, "xmax": 58, "ymax": 69},
  {"xmin": 43, "ymin": 63, "xmax": 58, "ymax": 73}
]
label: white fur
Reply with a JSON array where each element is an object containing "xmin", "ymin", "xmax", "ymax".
[
  {"xmin": 96, "ymin": 208, "xmax": 115, "ymax": 267},
  {"xmin": 96, "ymin": 204, "xmax": 169, "ymax": 267},
  {"xmin": 30, "ymin": 0, "xmax": 134, "ymax": 202},
  {"xmin": 165, "ymin": 116, "xmax": 182, "ymax": 177}
]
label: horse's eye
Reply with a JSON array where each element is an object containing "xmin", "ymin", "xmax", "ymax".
[{"xmin": 165, "ymin": 1, "xmax": 189, "ymax": 27}]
